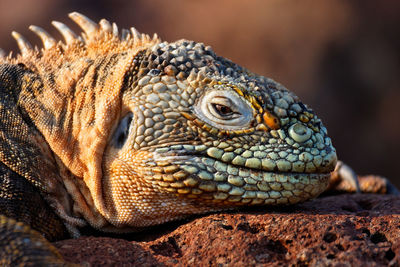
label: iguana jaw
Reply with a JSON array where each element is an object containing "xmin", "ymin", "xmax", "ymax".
[
  {"xmin": 91, "ymin": 137, "xmax": 335, "ymax": 232},
  {"xmin": 84, "ymin": 151, "xmax": 333, "ymax": 232},
  {"xmin": 144, "ymin": 145, "xmax": 335, "ymax": 206}
]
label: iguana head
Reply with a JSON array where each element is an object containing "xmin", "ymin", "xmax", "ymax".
[
  {"xmin": 8, "ymin": 13, "xmax": 336, "ymax": 233},
  {"xmin": 103, "ymin": 39, "xmax": 337, "ymax": 229}
]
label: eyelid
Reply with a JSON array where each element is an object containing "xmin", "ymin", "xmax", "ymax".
[{"xmin": 212, "ymin": 96, "xmax": 232, "ymax": 105}]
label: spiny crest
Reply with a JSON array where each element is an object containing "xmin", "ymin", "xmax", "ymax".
[{"xmin": 10, "ymin": 12, "xmax": 161, "ymax": 58}]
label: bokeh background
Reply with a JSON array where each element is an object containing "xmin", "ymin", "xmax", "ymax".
[{"xmin": 1, "ymin": 0, "xmax": 399, "ymax": 187}]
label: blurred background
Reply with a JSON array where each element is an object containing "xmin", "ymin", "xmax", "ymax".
[{"xmin": 0, "ymin": 0, "xmax": 399, "ymax": 187}]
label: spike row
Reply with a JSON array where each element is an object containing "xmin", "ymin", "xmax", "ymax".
[{"xmin": 10, "ymin": 12, "xmax": 158, "ymax": 56}]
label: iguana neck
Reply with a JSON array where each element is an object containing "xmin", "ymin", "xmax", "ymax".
[
  {"xmin": 15, "ymin": 51, "xmax": 141, "ymax": 233},
  {"xmin": 18, "ymin": 53, "xmax": 125, "ymax": 177}
]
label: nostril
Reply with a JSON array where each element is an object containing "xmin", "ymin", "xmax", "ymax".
[{"xmin": 289, "ymin": 123, "xmax": 312, "ymax": 143}]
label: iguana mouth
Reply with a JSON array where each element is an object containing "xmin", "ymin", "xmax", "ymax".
[
  {"xmin": 153, "ymin": 141, "xmax": 337, "ymax": 173},
  {"xmin": 149, "ymin": 146, "xmax": 334, "ymax": 205}
]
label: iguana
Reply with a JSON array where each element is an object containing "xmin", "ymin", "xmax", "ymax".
[{"xmin": 0, "ymin": 12, "xmax": 397, "ymax": 265}]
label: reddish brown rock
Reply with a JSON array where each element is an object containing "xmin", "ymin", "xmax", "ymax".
[{"xmin": 55, "ymin": 194, "xmax": 400, "ymax": 266}]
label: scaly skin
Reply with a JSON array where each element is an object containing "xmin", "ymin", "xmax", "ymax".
[
  {"xmin": 0, "ymin": 12, "xmax": 337, "ymax": 233},
  {"xmin": 0, "ymin": 12, "xmax": 349, "ymax": 263}
]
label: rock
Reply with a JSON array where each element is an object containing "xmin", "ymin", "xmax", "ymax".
[{"xmin": 54, "ymin": 193, "xmax": 400, "ymax": 266}]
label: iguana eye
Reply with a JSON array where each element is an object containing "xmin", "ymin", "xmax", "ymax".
[
  {"xmin": 194, "ymin": 89, "xmax": 253, "ymax": 130},
  {"xmin": 111, "ymin": 112, "xmax": 133, "ymax": 148},
  {"xmin": 211, "ymin": 103, "xmax": 235, "ymax": 118}
]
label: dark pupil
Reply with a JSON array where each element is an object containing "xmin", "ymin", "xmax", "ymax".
[{"xmin": 213, "ymin": 104, "xmax": 233, "ymax": 116}]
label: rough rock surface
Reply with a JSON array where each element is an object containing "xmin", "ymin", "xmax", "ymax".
[{"xmin": 55, "ymin": 193, "xmax": 400, "ymax": 266}]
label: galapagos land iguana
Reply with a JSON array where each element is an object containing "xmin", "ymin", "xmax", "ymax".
[{"xmin": 0, "ymin": 12, "xmax": 397, "ymax": 265}]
